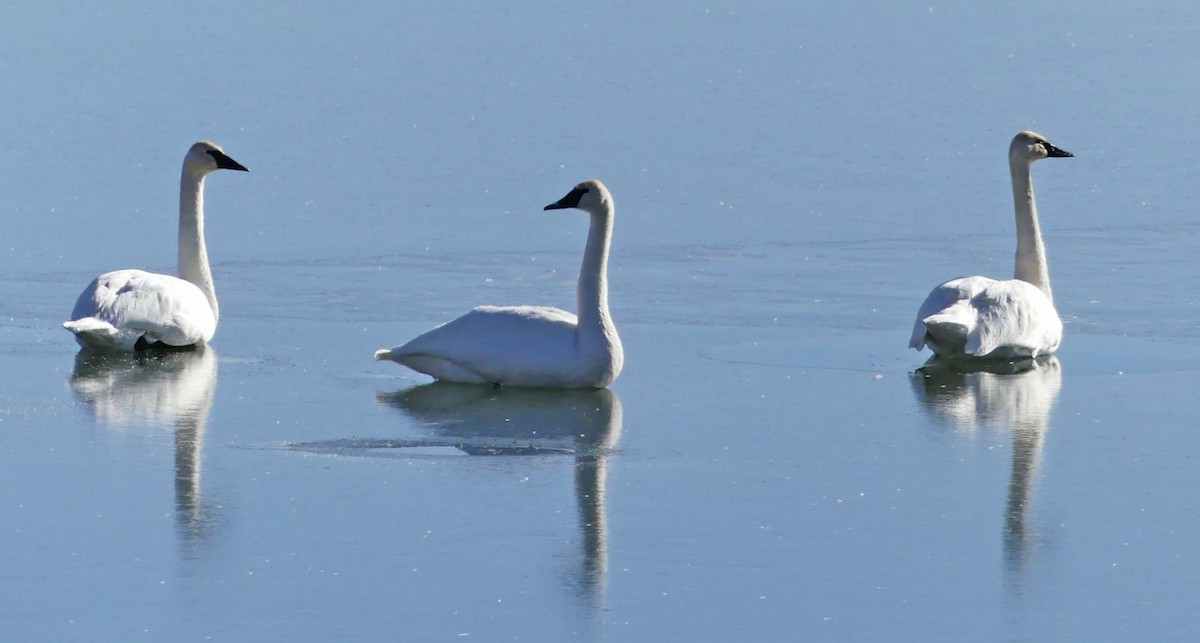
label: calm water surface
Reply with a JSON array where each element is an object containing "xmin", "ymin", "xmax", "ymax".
[{"xmin": 3, "ymin": 2, "xmax": 1200, "ymax": 640}]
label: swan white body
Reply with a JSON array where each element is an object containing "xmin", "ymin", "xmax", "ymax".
[
  {"xmin": 64, "ymin": 141, "xmax": 248, "ymax": 351},
  {"xmin": 376, "ymin": 179, "xmax": 623, "ymax": 388},
  {"xmin": 910, "ymin": 131, "xmax": 1072, "ymax": 360}
]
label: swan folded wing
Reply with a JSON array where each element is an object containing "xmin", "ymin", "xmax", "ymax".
[
  {"xmin": 386, "ymin": 305, "xmax": 581, "ymax": 384},
  {"xmin": 69, "ymin": 270, "xmax": 216, "ymax": 347},
  {"xmin": 966, "ymin": 280, "xmax": 1061, "ymax": 358},
  {"xmin": 62, "ymin": 317, "xmax": 144, "ymax": 351},
  {"xmin": 909, "ymin": 276, "xmax": 996, "ymax": 350}
]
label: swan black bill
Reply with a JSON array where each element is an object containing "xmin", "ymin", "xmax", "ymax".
[
  {"xmin": 208, "ymin": 150, "xmax": 250, "ymax": 172},
  {"xmin": 545, "ymin": 187, "xmax": 589, "ymax": 210},
  {"xmin": 1045, "ymin": 143, "xmax": 1073, "ymax": 158}
]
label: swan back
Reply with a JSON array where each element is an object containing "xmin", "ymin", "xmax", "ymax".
[{"xmin": 911, "ymin": 274, "xmax": 1062, "ymax": 360}]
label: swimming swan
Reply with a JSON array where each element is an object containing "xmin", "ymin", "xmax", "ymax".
[
  {"xmin": 909, "ymin": 131, "xmax": 1073, "ymax": 360},
  {"xmin": 64, "ymin": 141, "xmax": 248, "ymax": 351},
  {"xmin": 375, "ymin": 179, "xmax": 623, "ymax": 388}
]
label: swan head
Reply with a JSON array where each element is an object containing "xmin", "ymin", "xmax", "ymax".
[
  {"xmin": 544, "ymin": 179, "xmax": 612, "ymax": 215},
  {"xmin": 184, "ymin": 141, "xmax": 249, "ymax": 176},
  {"xmin": 1010, "ymin": 131, "xmax": 1073, "ymax": 163}
]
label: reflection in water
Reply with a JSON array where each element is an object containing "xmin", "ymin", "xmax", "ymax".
[
  {"xmin": 70, "ymin": 347, "xmax": 219, "ymax": 544},
  {"xmin": 365, "ymin": 384, "xmax": 622, "ymax": 606},
  {"xmin": 911, "ymin": 357, "xmax": 1061, "ymax": 579}
]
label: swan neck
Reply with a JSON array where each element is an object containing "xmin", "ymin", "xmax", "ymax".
[
  {"xmin": 1011, "ymin": 158, "xmax": 1052, "ymax": 301},
  {"xmin": 576, "ymin": 204, "xmax": 615, "ymax": 337},
  {"xmin": 178, "ymin": 170, "xmax": 218, "ymax": 322}
]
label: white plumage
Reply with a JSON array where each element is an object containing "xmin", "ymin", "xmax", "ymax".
[
  {"xmin": 910, "ymin": 131, "xmax": 1073, "ymax": 360},
  {"xmin": 64, "ymin": 141, "xmax": 248, "ymax": 351},
  {"xmin": 66, "ymin": 270, "xmax": 217, "ymax": 350},
  {"xmin": 909, "ymin": 275, "xmax": 1063, "ymax": 360},
  {"xmin": 376, "ymin": 179, "xmax": 623, "ymax": 389}
]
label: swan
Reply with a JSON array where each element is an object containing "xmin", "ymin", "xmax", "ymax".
[
  {"xmin": 64, "ymin": 141, "xmax": 248, "ymax": 351},
  {"xmin": 375, "ymin": 179, "xmax": 623, "ymax": 388},
  {"xmin": 909, "ymin": 131, "xmax": 1073, "ymax": 360}
]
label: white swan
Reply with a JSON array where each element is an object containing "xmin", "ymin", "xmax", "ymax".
[
  {"xmin": 909, "ymin": 131, "xmax": 1073, "ymax": 360},
  {"xmin": 376, "ymin": 179, "xmax": 624, "ymax": 388},
  {"xmin": 64, "ymin": 141, "xmax": 248, "ymax": 351}
]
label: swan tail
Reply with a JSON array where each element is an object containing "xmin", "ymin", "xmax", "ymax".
[
  {"xmin": 908, "ymin": 325, "xmax": 929, "ymax": 350},
  {"xmin": 376, "ymin": 347, "xmax": 492, "ymax": 385},
  {"xmin": 63, "ymin": 318, "xmax": 141, "ymax": 351},
  {"xmin": 922, "ymin": 315, "xmax": 969, "ymax": 345},
  {"xmin": 920, "ymin": 305, "xmax": 976, "ymax": 356}
]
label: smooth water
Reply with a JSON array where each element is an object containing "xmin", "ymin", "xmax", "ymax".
[{"xmin": 3, "ymin": 2, "xmax": 1200, "ymax": 640}]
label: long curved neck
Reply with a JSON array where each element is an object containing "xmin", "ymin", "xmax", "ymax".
[
  {"xmin": 576, "ymin": 204, "xmax": 615, "ymax": 341},
  {"xmin": 178, "ymin": 169, "xmax": 218, "ymax": 322},
  {"xmin": 1010, "ymin": 157, "xmax": 1052, "ymax": 302}
]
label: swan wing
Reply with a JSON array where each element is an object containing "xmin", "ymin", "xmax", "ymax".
[
  {"xmin": 378, "ymin": 305, "xmax": 581, "ymax": 385},
  {"xmin": 66, "ymin": 269, "xmax": 216, "ymax": 349},
  {"xmin": 966, "ymin": 280, "xmax": 1062, "ymax": 358},
  {"xmin": 910, "ymin": 276, "xmax": 997, "ymax": 351}
]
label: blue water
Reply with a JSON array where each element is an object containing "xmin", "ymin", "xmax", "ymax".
[{"xmin": 3, "ymin": 2, "xmax": 1200, "ymax": 640}]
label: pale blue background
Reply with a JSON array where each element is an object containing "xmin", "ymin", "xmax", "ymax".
[{"xmin": 2, "ymin": 2, "xmax": 1199, "ymax": 640}]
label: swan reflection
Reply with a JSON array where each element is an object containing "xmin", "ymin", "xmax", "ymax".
[
  {"xmin": 911, "ymin": 357, "xmax": 1061, "ymax": 576},
  {"xmin": 371, "ymin": 384, "xmax": 622, "ymax": 603},
  {"xmin": 70, "ymin": 347, "xmax": 218, "ymax": 543}
]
